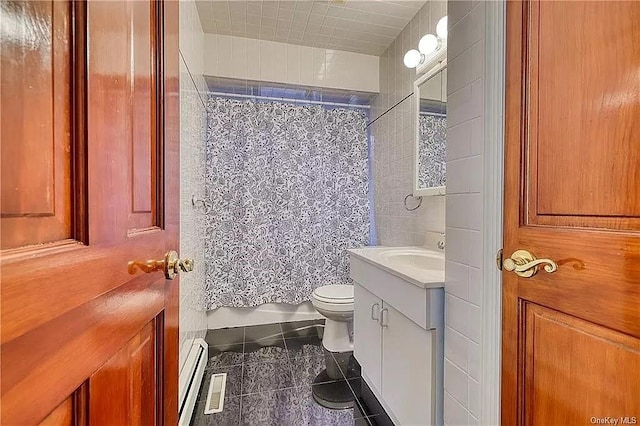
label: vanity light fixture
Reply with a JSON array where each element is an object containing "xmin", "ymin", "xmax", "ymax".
[
  {"xmin": 418, "ymin": 34, "xmax": 438, "ymax": 55},
  {"xmin": 404, "ymin": 15, "xmax": 448, "ymax": 69},
  {"xmin": 436, "ymin": 16, "xmax": 448, "ymax": 40},
  {"xmin": 403, "ymin": 49, "xmax": 423, "ymax": 69}
]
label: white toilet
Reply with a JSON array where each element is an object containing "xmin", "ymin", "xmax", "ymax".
[{"xmin": 311, "ymin": 285, "xmax": 354, "ymax": 353}]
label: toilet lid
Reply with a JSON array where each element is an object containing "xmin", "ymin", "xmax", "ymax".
[{"xmin": 313, "ymin": 285, "xmax": 354, "ymax": 304}]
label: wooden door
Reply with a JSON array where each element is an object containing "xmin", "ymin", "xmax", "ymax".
[
  {"xmin": 503, "ymin": 1, "xmax": 640, "ymax": 425},
  {"xmin": 0, "ymin": 1, "xmax": 181, "ymax": 424}
]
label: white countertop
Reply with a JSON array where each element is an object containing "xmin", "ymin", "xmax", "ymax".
[{"xmin": 348, "ymin": 246, "xmax": 445, "ymax": 289}]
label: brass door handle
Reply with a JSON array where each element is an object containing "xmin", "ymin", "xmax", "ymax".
[
  {"xmin": 128, "ymin": 250, "xmax": 194, "ymax": 280},
  {"xmin": 503, "ymin": 249, "xmax": 558, "ymax": 278}
]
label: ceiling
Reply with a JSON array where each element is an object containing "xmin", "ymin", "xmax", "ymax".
[{"xmin": 195, "ymin": 0, "xmax": 427, "ymax": 56}]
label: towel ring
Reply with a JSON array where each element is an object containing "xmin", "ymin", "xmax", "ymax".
[
  {"xmin": 404, "ymin": 193, "xmax": 423, "ymax": 211},
  {"xmin": 191, "ymin": 195, "xmax": 210, "ymax": 209}
]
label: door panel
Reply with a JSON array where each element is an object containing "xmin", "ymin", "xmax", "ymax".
[
  {"xmin": 524, "ymin": 304, "xmax": 640, "ymax": 426},
  {"xmin": 525, "ymin": 0, "xmax": 640, "ymax": 229},
  {"xmin": 503, "ymin": 1, "xmax": 640, "ymax": 424},
  {"xmin": 381, "ymin": 304, "xmax": 433, "ymax": 426},
  {"xmin": 39, "ymin": 396, "xmax": 73, "ymax": 426},
  {"xmin": 129, "ymin": 0, "xmax": 159, "ymax": 232},
  {"xmin": 0, "ymin": 0, "xmax": 180, "ymax": 424},
  {"xmin": 353, "ymin": 284, "xmax": 382, "ymax": 393},
  {"xmin": 90, "ymin": 320, "xmax": 158, "ymax": 425},
  {"xmin": 0, "ymin": 0, "xmax": 74, "ymax": 249}
]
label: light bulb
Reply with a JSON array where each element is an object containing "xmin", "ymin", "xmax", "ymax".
[
  {"xmin": 418, "ymin": 34, "xmax": 438, "ymax": 55},
  {"xmin": 403, "ymin": 49, "xmax": 422, "ymax": 68},
  {"xmin": 436, "ymin": 16, "xmax": 448, "ymax": 40}
]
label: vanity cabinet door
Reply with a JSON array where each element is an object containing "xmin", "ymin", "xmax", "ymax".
[
  {"xmin": 382, "ymin": 303, "xmax": 435, "ymax": 426},
  {"xmin": 353, "ymin": 283, "xmax": 383, "ymax": 393}
]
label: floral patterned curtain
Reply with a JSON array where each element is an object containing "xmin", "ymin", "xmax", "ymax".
[
  {"xmin": 203, "ymin": 97, "xmax": 370, "ymax": 309},
  {"xmin": 418, "ymin": 113, "xmax": 447, "ymax": 189}
]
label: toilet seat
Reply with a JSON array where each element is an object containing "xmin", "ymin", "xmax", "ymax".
[
  {"xmin": 312, "ymin": 285, "xmax": 354, "ymax": 304},
  {"xmin": 311, "ymin": 285, "xmax": 354, "ymax": 354}
]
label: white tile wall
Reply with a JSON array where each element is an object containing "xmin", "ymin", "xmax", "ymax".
[
  {"xmin": 179, "ymin": 0, "xmax": 208, "ymax": 374},
  {"xmin": 370, "ymin": 1, "xmax": 448, "ymax": 247},
  {"xmin": 444, "ymin": 1, "xmax": 485, "ymax": 424},
  {"xmin": 203, "ymin": 33, "xmax": 379, "ymax": 93}
]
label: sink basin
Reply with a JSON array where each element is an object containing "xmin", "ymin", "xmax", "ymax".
[
  {"xmin": 379, "ymin": 249, "xmax": 444, "ymax": 271},
  {"xmin": 347, "ymin": 246, "xmax": 445, "ymax": 288}
]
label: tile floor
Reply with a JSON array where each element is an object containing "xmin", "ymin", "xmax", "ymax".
[{"xmin": 190, "ymin": 320, "xmax": 393, "ymax": 426}]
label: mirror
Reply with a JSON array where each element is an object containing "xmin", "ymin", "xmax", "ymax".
[{"xmin": 414, "ymin": 64, "xmax": 447, "ymax": 196}]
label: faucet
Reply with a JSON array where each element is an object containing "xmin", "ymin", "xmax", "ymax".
[{"xmin": 437, "ymin": 233, "xmax": 445, "ymax": 250}]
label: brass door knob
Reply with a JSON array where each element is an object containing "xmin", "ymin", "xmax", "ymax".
[
  {"xmin": 503, "ymin": 249, "xmax": 557, "ymax": 278},
  {"xmin": 128, "ymin": 250, "xmax": 194, "ymax": 280}
]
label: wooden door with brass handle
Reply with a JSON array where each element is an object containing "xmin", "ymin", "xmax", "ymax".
[
  {"xmin": 129, "ymin": 251, "xmax": 194, "ymax": 280},
  {"xmin": 0, "ymin": 1, "xmax": 181, "ymax": 423},
  {"xmin": 503, "ymin": 1, "xmax": 640, "ymax": 424}
]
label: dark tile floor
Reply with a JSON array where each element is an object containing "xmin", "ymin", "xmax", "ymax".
[{"xmin": 191, "ymin": 320, "xmax": 393, "ymax": 426}]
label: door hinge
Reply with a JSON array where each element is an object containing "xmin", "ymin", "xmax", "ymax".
[{"xmin": 496, "ymin": 249, "xmax": 503, "ymax": 271}]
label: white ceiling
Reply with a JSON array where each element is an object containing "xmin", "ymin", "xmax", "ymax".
[{"xmin": 195, "ymin": 0, "xmax": 427, "ymax": 56}]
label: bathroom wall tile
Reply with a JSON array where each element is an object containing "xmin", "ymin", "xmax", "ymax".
[
  {"xmin": 203, "ymin": 35, "xmax": 379, "ymax": 92},
  {"xmin": 446, "ymin": 194, "xmax": 470, "ymax": 229},
  {"xmin": 232, "ymin": 36, "xmax": 248, "ymax": 78},
  {"xmin": 203, "ymin": 34, "xmax": 219, "ymax": 76},
  {"xmin": 467, "ymin": 340, "xmax": 480, "ymax": 381},
  {"xmin": 470, "ymin": 41, "xmax": 484, "ymax": 84},
  {"xmin": 448, "ymin": 1, "xmax": 473, "ymax": 32},
  {"xmin": 444, "ymin": 391, "xmax": 469, "ymax": 426},
  {"xmin": 446, "ymin": 158, "xmax": 471, "ymax": 194},
  {"xmin": 246, "ymin": 38, "xmax": 261, "ymax": 81},
  {"xmin": 469, "ymin": 117, "xmax": 483, "ymax": 156},
  {"xmin": 445, "ymin": 294, "xmax": 469, "ymax": 337},
  {"xmin": 468, "ymin": 230, "xmax": 482, "ymax": 268},
  {"xmin": 445, "ymin": 359, "xmax": 469, "ymax": 407},
  {"xmin": 468, "ymin": 267, "xmax": 482, "ymax": 307},
  {"xmin": 446, "ymin": 119, "xmax": 472, "ymax": 161},
  {"xmin": 444, "ymin": 3, "xmax": 486, "ymax": 421},
  {"xmin": 445, "ymin": 326, "xmax": 469, "ymax": 373},
  {"xmin": 445, "ymin": 260, "xmax": 469, "ymax": 301},
  {"xmin": 259, "ymin": 42, "xmax": 276, "ymax": 82},
  {"xmin": 468, "ymin": 303, "xmax": 481, "ymax": 343},
  {"xmin": 286, "ymin": 44, "xmax": 301, "ymax": 84},
  {"xmin": 216, "ymin": 35, "xmax": 233, "ymax": 77},
  {"xmin": 299, "ymin": 47, "xmax": 315, "ymax": 86},
  {"xmin": 468, "ymin": 193, "xmax": 482, "ymax": 231},
  {"xmin": 179, "ymin": 0, "xmax": 208, "ymax": 373},
  {"xmin": 469, "ymin": 413, "xmax": 480, "ymax": 426},
  {"xmin": 468, "ymin": 154, "xmax": 483, "ymax": 193},
  {"xmin": 447, "ymin": 47, "xmax": 473, "ymax": 95},
  {"xmin": 448, "ymin": 2, "xmax": 483, "ymax": 61},
  {"xmin": 468, "ymin": 378, "xmax": 480, "ymax": 418},
  {"xmin": 445, "ymin": 227, "xmax": 469, "ymax": 265}
]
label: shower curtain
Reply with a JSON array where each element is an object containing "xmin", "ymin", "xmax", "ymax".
[{"xmin": 203, "ymin": 96, "xmax": 370, "ymax": 309}]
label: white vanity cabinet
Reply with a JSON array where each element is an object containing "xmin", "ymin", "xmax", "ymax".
[
  {"xmin": 349, "ymin": 247, "xmax": 445, "ymax": 426},
  {"xmin": 353, "ymin": 284, "xmax": 383, "ymax": 392}
]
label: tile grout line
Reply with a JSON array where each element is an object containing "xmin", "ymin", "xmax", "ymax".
[
  {"xmin": 331, "ymin": 351, "xmax": 370, "ymax": 422},
  {"xmin": 280, "ymin": 322, "xmax": 299, "ymax": 390}
]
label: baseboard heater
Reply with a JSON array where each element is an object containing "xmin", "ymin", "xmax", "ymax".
[{"xmin": 178, "ymin": 338, "xmax": 208, "ymax": 426}]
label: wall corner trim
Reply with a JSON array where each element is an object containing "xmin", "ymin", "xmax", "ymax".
[{"xmin": 481, "ymin": 1, "xmax": 506, "ymax": 425}]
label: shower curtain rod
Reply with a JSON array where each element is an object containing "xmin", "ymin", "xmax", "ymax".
[
  {"xmin": 207, "ymin": 91, "xmax": 371, "ymax": 109},
  {"xmin": 419, "ymin": 111, "xmax": 447, "ymax": 117}
]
